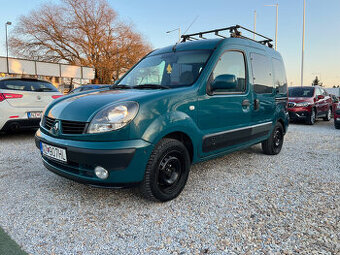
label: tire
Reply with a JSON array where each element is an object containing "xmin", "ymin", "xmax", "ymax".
[
  {"xmin": 323, "ymin": 108, "xmax": 331, "ymax": 121},
  {"xmin": 140, "ymin": 138, "xmax": 191, "ymax": 202},
  {"xmin": 262, "ymin": 122, "xmax": 284, "ymax": 155},
  {"xmin": 335, "ymin": 122, "xmax": 340, "ymax": 129},
  {"xmin": 307, "ymin": 109, "xmax": 316, "ymax": 125}
]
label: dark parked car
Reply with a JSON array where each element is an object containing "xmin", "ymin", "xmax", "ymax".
[
  {"xmin": 69, "ymin": 84, "xmax": 111, "ymax": 94},
  {"xmin": 288, "ymin": 86, "xmax": 333, "ymax": 125}
]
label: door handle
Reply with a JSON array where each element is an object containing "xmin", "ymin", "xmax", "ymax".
[
  {"xmin": 242, "ymin": 99, "xmax": 251, "ymax": 107},
  {"xmin": 254, "ymin": 99, "xmax": 260, "ymax": 110}
]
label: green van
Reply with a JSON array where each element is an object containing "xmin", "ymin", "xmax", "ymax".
[{"xmin": 35, "ymin": 25, "xmax": 289, "ymax": 202}]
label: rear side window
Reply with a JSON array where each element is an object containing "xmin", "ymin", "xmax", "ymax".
[
  {"xmin": 250, "ymin": 53, "xmax": 273, "ymax": 94},
  {"xmin": 0, "ymin": 79, "xmax": 58, "ymax": 92},
  {"xmin": 211, "ymin": 51, "xmax": 246, "ymax": 93},
  {"xmin": 272, "ymin": 58, "xmax": 287, "ymax": 94}
]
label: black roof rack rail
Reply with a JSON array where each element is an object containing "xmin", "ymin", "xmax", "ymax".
[{"xmin": 181, "ymin": 25, "xmax": 273, "ymax": 48}]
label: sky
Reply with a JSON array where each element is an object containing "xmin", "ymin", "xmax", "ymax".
[{"xmin": 0, "ymin": 0, "xmax": 339, "ymax": 87}]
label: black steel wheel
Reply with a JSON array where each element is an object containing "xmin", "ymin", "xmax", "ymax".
[
  {"xmin": 262, "ymin": 122, "xmax": 284, "ymax": 155},
  {"xmin": 140, "ymin": 138, "xmax": 191, "ymax": 202}
]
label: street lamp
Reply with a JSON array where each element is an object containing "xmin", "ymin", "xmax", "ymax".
[
  {"xmin": 264, "ymin": 3, "xmax": 278, "ymax": 50},
  {"xmin": 166, "ymin": 28, "xmax": 181, "ymax": 43},
  {"xmin": 5, "ymin": 21, "xmax": 12, "ymax": 74},
  {"xmin": 301, "ymin": 0, "xmax": 306, "ymax": 86}
]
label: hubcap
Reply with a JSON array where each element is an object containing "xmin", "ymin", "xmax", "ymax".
[{"xmin": 327, "ymin": 109, "xmax": 331, "ymax": 119}]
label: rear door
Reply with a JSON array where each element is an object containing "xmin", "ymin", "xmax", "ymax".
[{"xmin": 0, "ymin": 79, "xmax": 59, "ymax": 108}]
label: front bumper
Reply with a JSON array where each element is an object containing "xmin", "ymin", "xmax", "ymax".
[
  {"xmin": 35, "ymin": 129, "xmax": 153, "ymax": 187},
  {"xmin": 288, "ymin": 110, "xmax": 310, "ymax": 120}
]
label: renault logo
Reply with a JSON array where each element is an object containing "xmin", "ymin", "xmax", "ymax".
[{"xmin": 51, "ymin": 121, "xmax": 60, "ymax": 135}]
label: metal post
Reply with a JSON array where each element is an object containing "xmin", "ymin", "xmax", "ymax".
[
  {"xmin": 254, "ymin": 11, "xmax": 257, "ymax": 40},
  {"xmin": 301, "ymin": 0, "xmax": 306, "ymax": 86},
  {"xmin": 275, "ymin": 3, "xmax": 278, "ymax": 50},
  {"xmin": 264, "ymin": 4, "xmax": 278, "ymax": 50},
  {"xmin": 5, "ymin": 21, "xmax": 12, "ymax": 74}
]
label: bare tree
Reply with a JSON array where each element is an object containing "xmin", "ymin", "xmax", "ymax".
[{"xmin": 9, "ymin": 0, "xmax": 152, "ymax": 83}]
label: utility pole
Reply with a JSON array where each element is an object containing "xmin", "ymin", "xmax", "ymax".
[
  {"xmin": 254, "ymin": 11, "xmax": 257, "ymax": 40},
  {"xmin": 5, "ymin": 21, "xmax": 12, "ymax": 74},
  {"xmin": 301, "ymin": 0, "xmax": 306, "ymax": 86},
  {"xmin": 166, "ymin": 28, "xmax": 181, "ymax": 43},
  {"xmin": 265, "ymin": 3, "xmax": 278, "ymax": 50}
]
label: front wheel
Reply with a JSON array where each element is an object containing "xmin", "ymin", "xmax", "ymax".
[
  {"xmin": 262, "ymin": 122, "xmax": 284, "ymax": 155},
  {"xmin": 140, "ymin": 138, "xmax": 191, "ymax": 202},
  {"xmin": 307, "ymin": 109, "xmax": 316, "ymax": 125},
  {"xmin": 323, "ymin": 108, "xmax": 331, "ymax": 121}
]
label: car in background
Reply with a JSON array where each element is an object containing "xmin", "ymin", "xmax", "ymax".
[
  {"xmin": 334, "ymin": 102, "xmax": 340, "ymax": 129},
  {"xmin": 69, "ymin": 84, "xmax": 111, "ymax": 94},
  {"xmin": 0, "ymin": 78, "xmax": 63, "ymax": 132},
  {"xmin": 288, "ymin": 86, "xmax": 333, "ymax": 125}
]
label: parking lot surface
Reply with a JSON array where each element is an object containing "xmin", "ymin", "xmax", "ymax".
[{"xmin": 0, "ymin": 120, "xmax": 339, "ymax": 254}]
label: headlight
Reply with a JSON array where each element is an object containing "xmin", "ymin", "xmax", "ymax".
[
  {"xmin": 295, "ymin": 102, "xmax": 310, "ymax": 107},
  {"xmin": 87, "ymin": 102, "xmax": 139, "ymax": 134}
]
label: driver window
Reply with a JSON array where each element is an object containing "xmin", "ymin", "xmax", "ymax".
[{"xmin": 211, "ymin": 51, "xmax": 246, "ymax": 93}]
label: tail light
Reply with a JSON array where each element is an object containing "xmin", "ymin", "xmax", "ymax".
[
  {"xmin": 0, "ymin": 93, "xmax": 23, "ymax": 101},
  {"xmin": 52, "ymin": 95, "xmax": 63, "ymax": 99}
]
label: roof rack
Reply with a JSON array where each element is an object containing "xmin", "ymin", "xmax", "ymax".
[{"xmin": 181, "ymin": 25, "xmax": 273, "ymax": 48}]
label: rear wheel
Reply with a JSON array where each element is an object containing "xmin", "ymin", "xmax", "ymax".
[
  {"xmin": 262, "ymin": 122, "xmax": 284, "ymax": 155},
  {"xmin": 140, "ymin": 138, "xmax": 191, "ymax": 202},
  {"xmin": 307, "ymin": 109, "xmax": 316, "ymax": 125},
  {"xmin": 323, "ymin": 108, "xmax": 331, "ymax": 121},
  {"xmin": 335, "ymin": 122, "xmax": 340, "ymax": 129}
]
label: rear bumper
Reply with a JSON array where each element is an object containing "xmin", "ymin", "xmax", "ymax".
[
  {"xmin": 35, "ymin": 129, "xmax": 153, "ymax": 186},
  {"xmin": 1, "ymin": 119, "xmax": 41, "ymax": 131},
  {"xmin": 0, "ymin": 101, "xmax": 45, "ymax": 130}
]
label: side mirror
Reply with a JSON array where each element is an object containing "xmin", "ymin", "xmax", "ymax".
[
  {"xmin": 211, "ymin": 74, "xmax": 237, "ymax": 91},
  {"xmin": 317, "ymin": 95, "xmax": 324, "ymax": 100}
]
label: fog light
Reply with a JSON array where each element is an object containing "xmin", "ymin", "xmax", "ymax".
[{"xmin": 95, "ymin": 166, "xmax": 109, "ymax": 179}]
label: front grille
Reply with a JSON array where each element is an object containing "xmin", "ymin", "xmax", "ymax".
[
  {"xmin": 43, "ymin": 116, "xmax": 87, "ymax": 134},
  {"xmin": 61, "ymin": 120, "xmax": 87, "ymax": 134},
  {"xmin": 44, "ymin": 116, "xmax": 55, "ymax": 129}
]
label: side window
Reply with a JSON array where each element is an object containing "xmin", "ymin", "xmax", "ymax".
[
  {"xmin": 272, "ymin": 58, "xmax": 287, "ymax": 94},
  {"xmin": 250, "ymin": 53, "xmax": 273, "ymax": 94},
  {"xmin": 211, "ymin": 51, "xmax": 246, "ymax": 93}
]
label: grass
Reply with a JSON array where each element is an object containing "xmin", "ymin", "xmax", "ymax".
[{"xmin": 0, "ymin": 227, "xmax": 27, "ymax": 255}]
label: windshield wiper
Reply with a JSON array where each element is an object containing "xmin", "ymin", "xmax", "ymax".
[
  {"xmin": 133, "ymin": 84, "xmax": 169, "ymax": 90},
  {"xmin": 110, "ymin": 84, "xmax": 132, "ymax": 89}
]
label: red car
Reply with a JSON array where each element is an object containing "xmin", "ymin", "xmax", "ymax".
[
  {"xmin": 334, "ymin": 102, "xmax": 340, "ymax": 129},
  {"xmin": 288, "ymin": 86, "xmax": 333, "ymax": 125}
]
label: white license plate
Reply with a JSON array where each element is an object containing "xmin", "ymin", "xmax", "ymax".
[
  {"xmin": 28, "ymin": 111, "xmax": 42, "ymax": 119},
  {"xmin": 41, "ymin": 142, "xmax": 67, "ymax": 162}
]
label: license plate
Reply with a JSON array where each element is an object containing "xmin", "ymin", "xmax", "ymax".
[
  {"xmin": 41, "ymin": 142, "xmax": 67, "ymax": 162},
  {"xmin": 28, "ymin": 111, "xmax": 42, "ymax": 119}
]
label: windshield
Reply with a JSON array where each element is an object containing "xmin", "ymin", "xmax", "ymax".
[
  {"xmin": 117, "ymin": 50, "xmax": 212, "ymax": 88},
  {"xmin": 288, "ymin": 87, "xmax": 314, "ymax": 98},
  {"xmin": 0, "ymin": 79, "xmax": 59, "ymax": 92}
]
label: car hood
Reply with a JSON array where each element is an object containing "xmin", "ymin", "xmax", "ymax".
[
  {"xmin": 288, "ymin": 97, "xmax": 313, "ymax": 103},
  {"xmin": 47, "ymin": 89, "xmax": 152, "ymax": 122}
]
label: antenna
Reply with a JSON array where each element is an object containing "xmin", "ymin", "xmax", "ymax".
[{"xmin": 183, "ymin": 15, "xmax": 199, "ymax": 35}]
